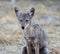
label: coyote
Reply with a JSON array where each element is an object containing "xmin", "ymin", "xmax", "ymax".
[{"xmin": 14, "ymin": 7, "xmax": 49, "ymax": 54}]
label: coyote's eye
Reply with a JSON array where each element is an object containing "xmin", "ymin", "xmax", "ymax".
[
  {"xmin": 20, "ymin": 20, "xmax": 23, "ymax": 22},
  {"xmin": 26, "ymin": 20, "xmax": 29, "ymax": 22}
]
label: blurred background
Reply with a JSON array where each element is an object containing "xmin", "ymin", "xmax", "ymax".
[{"xmin": 0, "ymin": 0, "xmax": 60, "ymax": 54}]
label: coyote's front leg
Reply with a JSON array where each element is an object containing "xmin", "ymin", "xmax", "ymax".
[
  {"xmin": 27, "ymin": 46, "xmax": 32, "ymax": 54},
  {"xmin": 27, "ymin": 43, "xmax": 32, "ymax": 54},
  {"xmin": 35, "ymin": 44, "xmax": 39, "ymax": 54}
]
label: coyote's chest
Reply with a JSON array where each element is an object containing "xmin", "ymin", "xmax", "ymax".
[
  {"xmin": 23, "ymin": 24, "xmax": 41, "ymax": 44},
  {"xmin": 24, "ymin": 25, "xmax": 36, "ymax": 37}
]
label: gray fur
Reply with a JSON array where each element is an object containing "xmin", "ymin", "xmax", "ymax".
[{"xmin": 14, "ymin": 7, "xmax": 49, "ymax": 54}]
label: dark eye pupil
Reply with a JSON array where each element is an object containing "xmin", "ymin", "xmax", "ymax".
[
  {"xmin": 20, "ymin": 20, "xmax": 23, "ymax": 22},
  {"xmin": 26, "ymin": 20, "xmax": 28, "ymax": 22}
]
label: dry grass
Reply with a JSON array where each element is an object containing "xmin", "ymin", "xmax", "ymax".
[{"xmin": 0, "ymin": 1, "xmax": 60, "ymax": 54}]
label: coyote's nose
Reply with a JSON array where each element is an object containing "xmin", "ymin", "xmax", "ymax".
[{"xmin": 21, "ymin": 26, "xmax": 25, "ymax": 30}]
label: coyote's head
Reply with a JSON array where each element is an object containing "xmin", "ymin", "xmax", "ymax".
[{"xmin": 14, "ymin": 7, "xmax": 35, "ymax": 30}]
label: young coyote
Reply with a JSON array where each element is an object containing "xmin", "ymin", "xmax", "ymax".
[{"xmin": 14, "ymin": 7, "xmax": 49, "ymax": 54}]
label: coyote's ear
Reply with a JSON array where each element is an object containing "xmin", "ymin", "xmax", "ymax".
[
  {"xmin": 14, "ymin": 7, "xmax": 19, "ymax": 16},
  {"xmin": 28, "ymin": 8, "xmax": 35, "ymax": 18}
]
